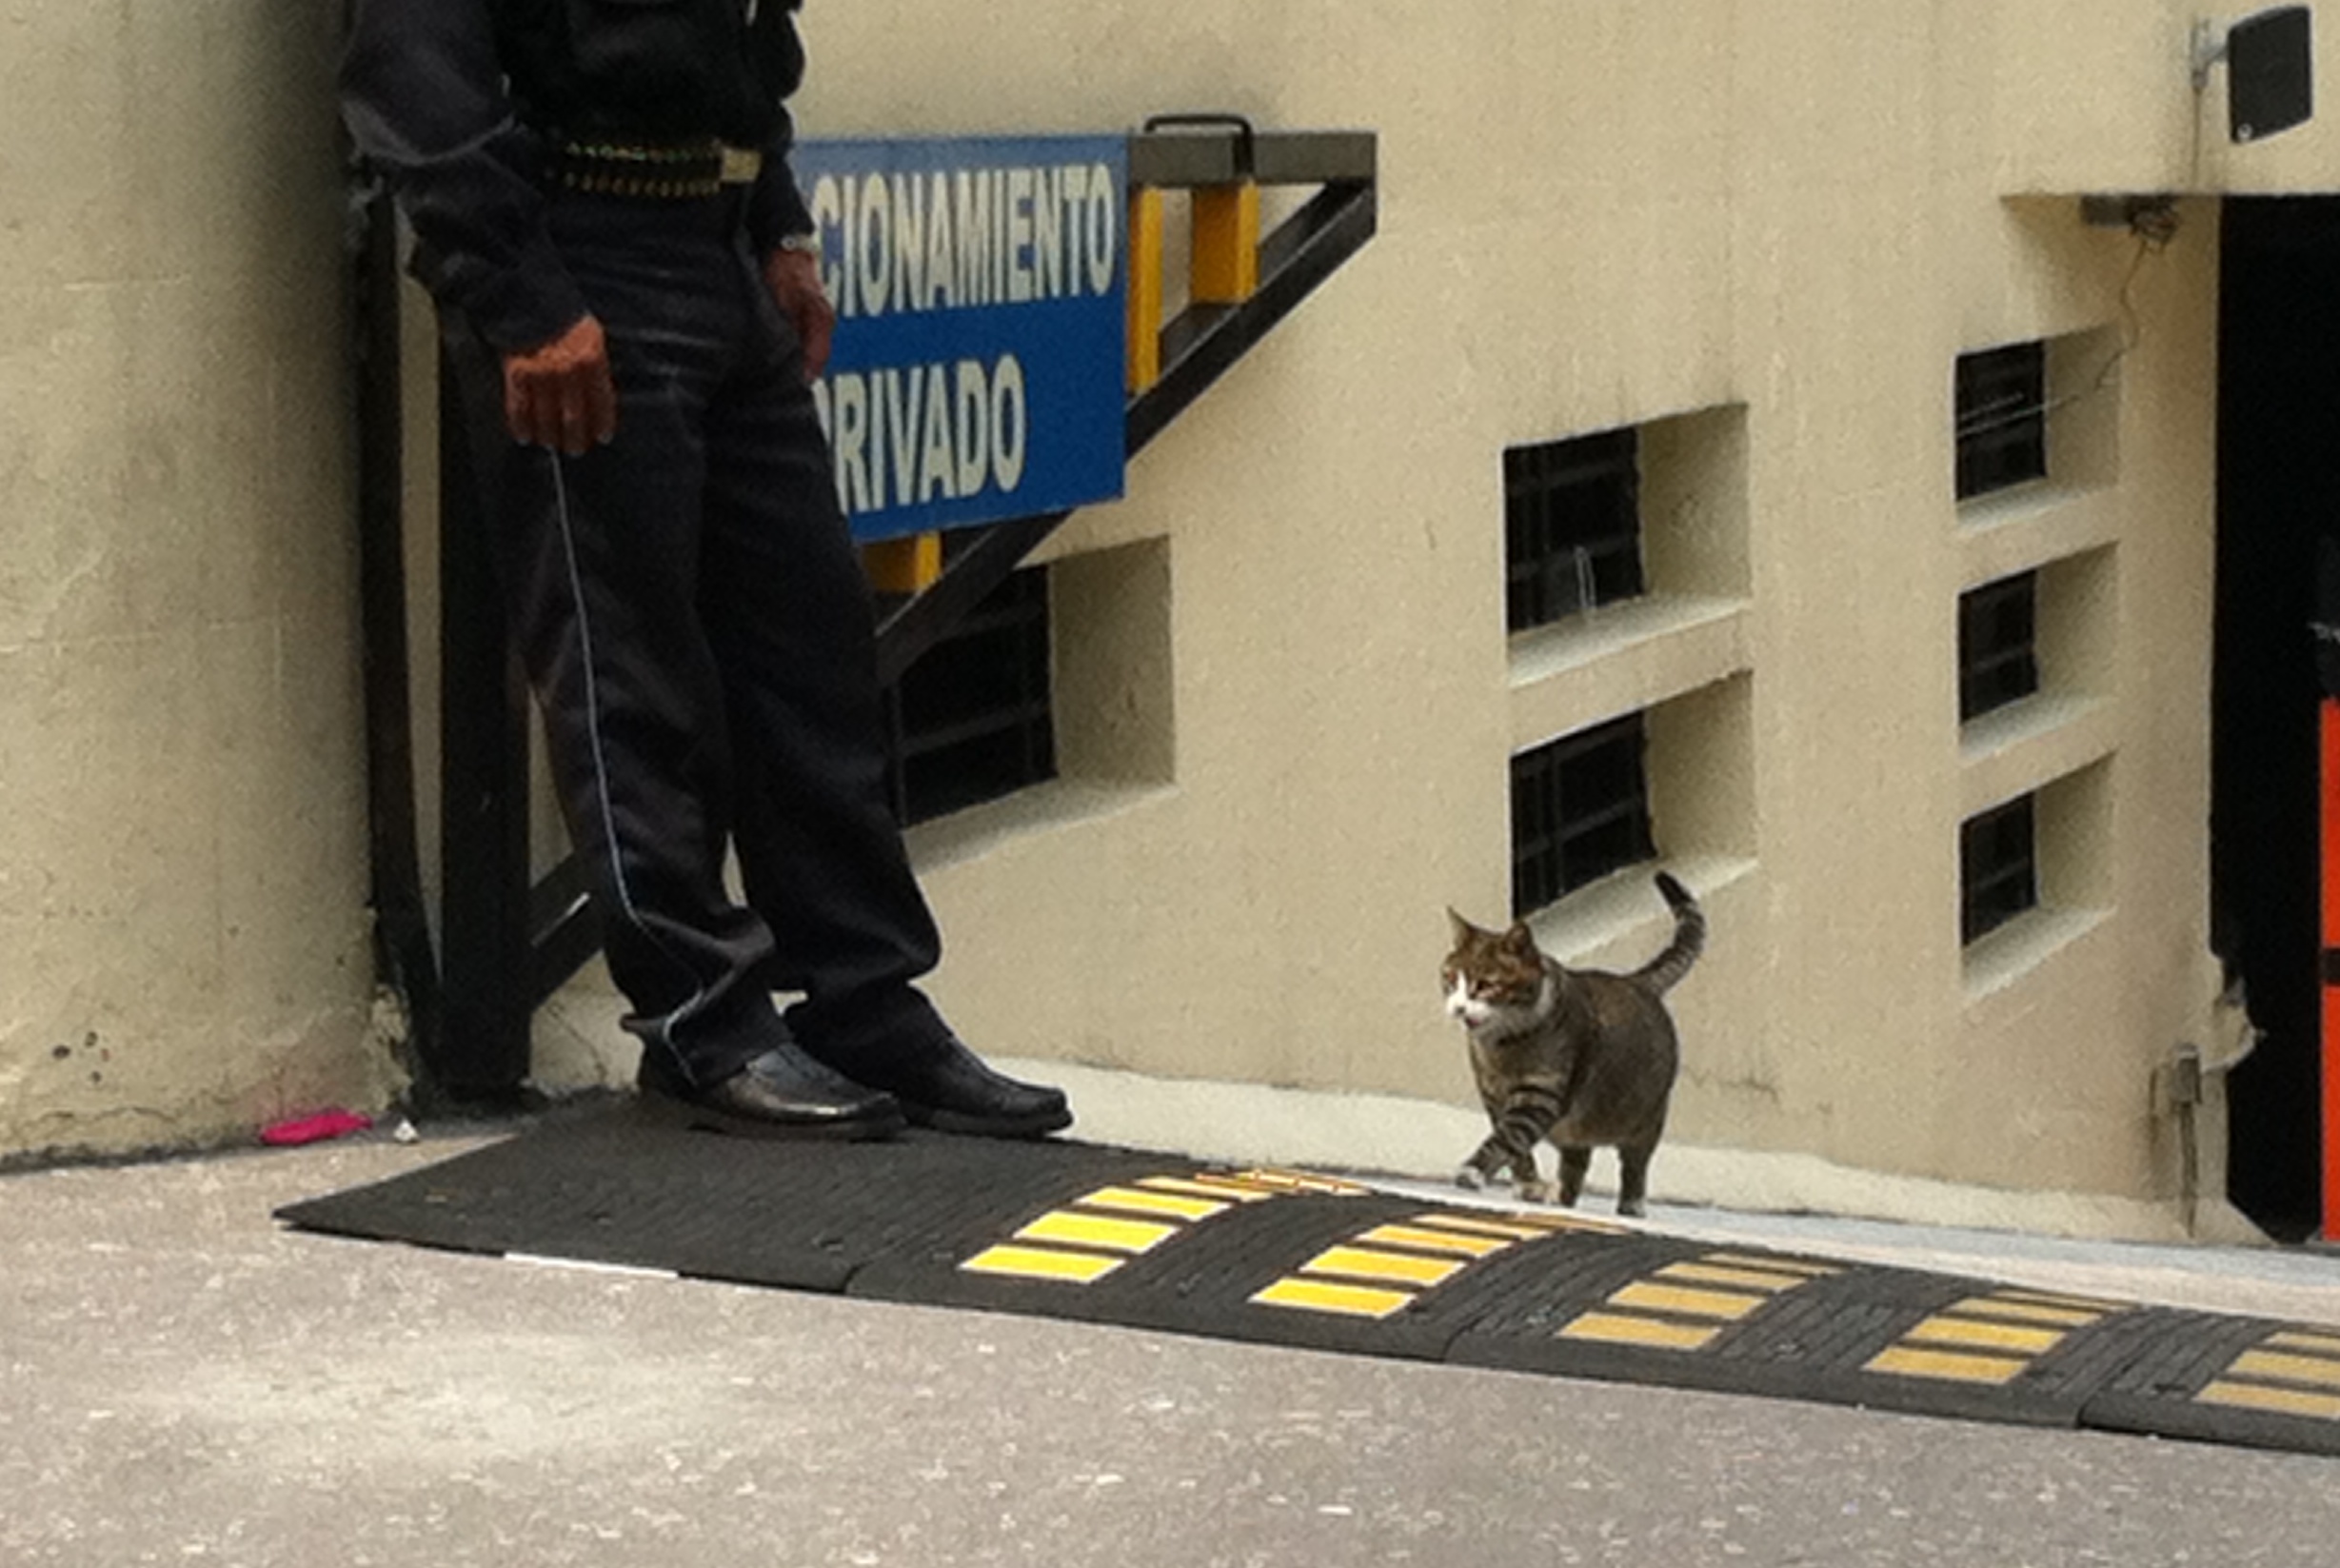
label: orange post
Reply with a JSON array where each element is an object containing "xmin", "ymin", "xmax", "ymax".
[{"xmin": 2322, "ymin": 698, "xmax": 2340, "ymax": 1239}]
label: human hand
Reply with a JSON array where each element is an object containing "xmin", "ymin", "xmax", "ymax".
[
  {"xmin": 500, "ymin": 315, "xmax": 618, "ymax": 454},
  {"xmin": 763, "ymin": 246, "xmax": 835, "ymax": 381}
]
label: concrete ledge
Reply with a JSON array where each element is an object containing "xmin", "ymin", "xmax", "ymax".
[{"xmin": 1007, "ymin": 1057, "xmax": 2267, "ymax": 1250}]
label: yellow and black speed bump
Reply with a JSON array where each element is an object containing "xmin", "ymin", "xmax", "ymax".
[
  {"xmin": 278, "ymin": 1106, "xmax": 2340, "ymax": 1459},
  {"xmin": 1451, "ymin": 1261, "xmax": 2191, "ymax": 1429},
  {"xmin": 2082, "ymin": 1317, "xmax": 2340, "ymax": 1453},
  {"xmin": 865, "ymin": 1182, "xmax": 1666, "ymax": 1363}
]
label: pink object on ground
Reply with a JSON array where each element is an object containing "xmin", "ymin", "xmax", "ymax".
[{"xmin": 259, "ymin": 1111, "xmax": 375, "ymax": 1147}]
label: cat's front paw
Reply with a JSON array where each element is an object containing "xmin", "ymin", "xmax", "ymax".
[
  {"xmin": 1518, "ymin": 1179, "xmax": 1558, "ymax": 1204},
  {"xmin": 1454, "ymin": 1164, "xmax": 1490, "ymax": 1192}
]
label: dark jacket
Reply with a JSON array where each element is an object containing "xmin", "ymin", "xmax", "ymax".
[{"xmin": 342, "ymin": 0, "xmax": 815, "ymax": 352}]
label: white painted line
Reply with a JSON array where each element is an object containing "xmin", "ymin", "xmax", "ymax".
[{"xmin": 504, "ymin": 1252, "xmax": 681, "ymax": 1280}]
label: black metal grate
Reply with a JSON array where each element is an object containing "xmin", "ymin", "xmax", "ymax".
[
  {"xmin": 1960, "ymin": 795, "xmax": 2037, "ymax": 944},
  {"xmin": 1954, "ymin": 342, "xmax": 2048, "ymax": 501},
  {"xmin": 1504, "ymin": 428, "xmax": 1644, "ymax": 632},
  {"xmin": 1511, "ymin": 712, "xmax": 1656, "ymax": 918},
  {"xmin": 1958, "ymin": 570, "xmax": 2040, "ymax": 722},
  {"xmin": 882, "ymin": 566, "xmax": 1055, "ymax": 826}
]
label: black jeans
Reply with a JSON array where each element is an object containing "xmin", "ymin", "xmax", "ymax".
[{"xmin": 442, "ymin": 187, "xmax": 946, "ymax": 1090}]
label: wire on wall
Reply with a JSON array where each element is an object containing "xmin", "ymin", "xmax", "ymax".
[{"xmin": 1951, "ymin": 200, "xmax": 2182, "ymax": 447}]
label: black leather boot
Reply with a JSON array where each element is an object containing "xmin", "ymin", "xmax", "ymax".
[
  {"xmin": 858, "ymin": 1037, "xmax": 1072, "ymax": 1140},
  {"xmin": 639, "ymin": 1045, "xmax": 904, "ymax": 1141}
]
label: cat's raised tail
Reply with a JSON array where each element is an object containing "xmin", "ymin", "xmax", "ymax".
[{"xmin": 1633, "ymin": 872, "xmax": 1706, "ymax": 995}]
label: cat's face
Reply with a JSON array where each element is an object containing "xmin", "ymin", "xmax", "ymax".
[{"xmin": 1442, "ymin": 911, "xmax": 1546, "ymax": 1030}]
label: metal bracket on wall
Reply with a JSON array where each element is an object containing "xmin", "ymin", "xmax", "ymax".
[
  {"xmin": 353, "ymin": 125, "xmax": 1378, "ymax": 1097},
  {"xmin": 878, "ymin": 126, "xmax": 1378, "ymax": 686}
]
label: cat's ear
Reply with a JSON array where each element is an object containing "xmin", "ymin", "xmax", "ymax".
[
  {"xmin": 1501, "ymin": 921, "xmax": 1540, "ymax": 956},
  {"xmin": 1447, "ymin": 907, "xmax": 1477, "ymax": 944}
]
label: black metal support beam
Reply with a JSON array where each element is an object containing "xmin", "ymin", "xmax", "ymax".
[
  {"xmin": 880, "ymin": 167, "xmax": 1378, "ymax": 679},
  {"xmin": 1131, "ymin": 178, "xmax": 1377, "ymax": 458},
  {"xmin": 874, "ymin": 513, "xmax": 1069, "ymax": 688},
  {"xmin": 526, "ymin": 851, "xmax": 602, "ymax": 1010},
  {"xmin": 1128, "ymin": 126, "xmax": 1375, "ymax": 189},
  {"xmin": 433, "ymin": 351, "xmax": 538, "ymax": 1097},
  {"xmin": 351, "ymin": 190, "xmax": 445, "ymax": 1080}
]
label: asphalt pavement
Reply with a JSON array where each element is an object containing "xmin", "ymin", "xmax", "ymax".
[{"xmin": 10, "ymin": 1112, "xmax": 2340, "ymax": 1567}]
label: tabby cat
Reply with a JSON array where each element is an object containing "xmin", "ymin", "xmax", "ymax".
[{"xmin": 1441, "ymin": 872, "xmax": 1705, "ymax": 1217}]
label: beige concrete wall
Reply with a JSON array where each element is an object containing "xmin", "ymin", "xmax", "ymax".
[
  {"xmin": 776, "ymin": 0, "xmax": 2338, "ymax": 1214},
  {"xmin": 0, "ymin": 3, "xmax": 381, "ymax": 1160}
]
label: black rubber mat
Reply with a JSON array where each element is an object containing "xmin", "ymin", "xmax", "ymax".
[
  {"xmin": 279, "ymin": 1103, "xmax": 1178, "ymax": 1292},
  {"xmin": 279, "ymin": 1103, "xmax": 2340, "ymax": 1458}
]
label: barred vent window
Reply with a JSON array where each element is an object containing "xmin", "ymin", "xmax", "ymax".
[
  {"xmin": 1960, "ymin": 794, "xmax": 2037, "ymax": 944},
  {"xmin": 1958, "ymin": 570, "xmax": 2040, "ymax": 722},
  {"xmin": 1511, "ymin": 712, "xmax": 1656, "ymax": 918},
  {"xmin": 883, "ymin": 566, "xmax": 1055, "ymax": 826},
  {"xmin": 1504, "ymin": 427, "xmax": 1643, "ymax": 632},
  {"xmin": 1954, "ymin": 342, "xmax": 2048, "ymax": 501}
]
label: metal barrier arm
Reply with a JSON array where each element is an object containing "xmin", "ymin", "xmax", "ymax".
[{"xmin": 379, "ymin": 126, "xmax": 1377, "ymax": 1096}]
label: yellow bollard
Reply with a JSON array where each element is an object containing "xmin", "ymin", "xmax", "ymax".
[
  {"xmin": 1127, "ymin": 186, "xmax": 1166, "ymax": 392},
  {"xmin": 863, "ymin": 532, "xmax": 942, "ymax": 595},
  {"xmin": 1190, "ymin": 182, "xmax": 1260, "ymax": 305}
]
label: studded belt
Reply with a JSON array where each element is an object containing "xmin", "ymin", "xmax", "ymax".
[{"xmin": 551, "ymin": 139, "xmax": 764, "ymax": 199}]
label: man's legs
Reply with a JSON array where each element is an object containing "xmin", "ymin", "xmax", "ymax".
[
  {"xmin": 439, "ymin": 200, "xmax": 1064, "ymax": 1139},
  {"xmin": 697, "ymin": 352, "xmax": 949, "ymax": 1062},
  {"xmin": 697, "ymin": 267, "xmax": 1069, "ymax": 1135},
  {"xmin": 435, "ymin": 215, "xmax": 900, "ymax": 1138}
]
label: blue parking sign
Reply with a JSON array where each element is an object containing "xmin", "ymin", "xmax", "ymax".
[{"xmin": 795, "ymin": 135, "xmax": 1130, "ymax": 541}]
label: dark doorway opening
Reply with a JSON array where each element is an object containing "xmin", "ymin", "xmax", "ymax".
[{"xmin": 2212, "ymin": 196, "xmax": 2340, "ymax": 1241}]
